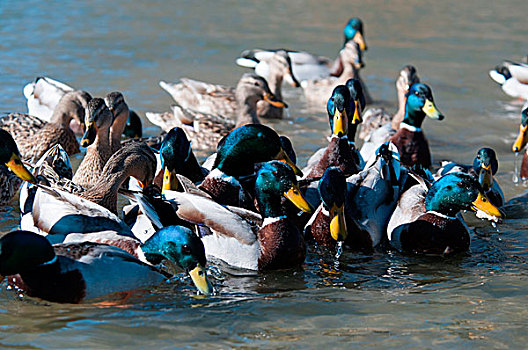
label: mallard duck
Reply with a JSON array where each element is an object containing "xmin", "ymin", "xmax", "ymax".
[
  {"xmin": 160, "ymin": 51, "xmax": 299, "ymax": 120},
  {"xmin": 387, "ymin": 173, "xmax": 502, "ymax": 255},
  {"xmin": 72, "ymin": 98, "xmax": 114, "ymax": 188},
  {"xmin": 22, "ymin": 142, "xmax": 157, "ymax": 232},
  {"xmin": 0, "ymin": 91, "xmax": 92, "ymax": 161},
  {"xmin": 382, "ymin": 83, "xmax": 444, "ymax": 169},
  {"xmin": 303, "ymin": 85, "xmax": 363, "ymax": 179},
  {"xmin": 146, "ymin": 74, "xmax": 286, "ymax": 150},
  {"xmin": 300, "ymin": 41, "xmax": 365, "ymax": 108},
  {"xmin": 512, "ymin": 105, "xmax": 528, "ymax": 181},
  {"xmin": 345, "ymin": 142, "xmax": 408, "ymax": 248},
  {"xmin": 304, "ymin": 167, "xmax": 373, "ymax": 251},
  {"xmin": 436, "ymin": 147, "xmax": 505, "ymax": 207},
  {"xmin": 0, "ymin": 226, "xmax": 212, "ymax": 303},
  {"xmin": 489, "ymin": 59, "xmax": 528, "ymax": 100},
  {"xmin": 235, "ymin": 17, "xmax": 367, "ymax": 83},
  {"xmin": 0, "ymin": 230, "xmax": 170, "ymax": 303},
  {"xmin": 198, "ymin": 124, "xmax": 302, "ymax": 209},
  {"xmin": 359, "ymin": 65, "xmax": 420, "ymax": 142},
  {"xmin": 0, "ymin": 129, "xmax": 37, "ymax": 204}
]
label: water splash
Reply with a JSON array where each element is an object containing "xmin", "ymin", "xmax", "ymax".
[
  {"xmin": 513, "ymin": 152, "xmax": 520, "ymax": 184},
  {"xmin": 284, "ymin": 106, "xmax": 291, "ymax": 120},
  {"xmin": 334, "ymin": 241, "xmax": 344, "ymax": 269}
]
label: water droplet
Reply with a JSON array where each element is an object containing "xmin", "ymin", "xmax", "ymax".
[
  {"xmin": 284, "ymin": 107, "xmax": 291, "ymax": 119},
  {"xmin": 513, "ymin": 152, "xmax": 520, "ymax": 184}
]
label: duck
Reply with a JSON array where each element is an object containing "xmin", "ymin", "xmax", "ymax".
[
  {"xmin": 0, "ymin": 227, "xmax": 212, "ymax": 303},
  {"xmin": 235, "ymin": 17, "xmax": 367, "ymax": 83},
  {"xmin": 489, "ymin": 58, "xmax": 528, "ymax": 100},
  {"xmin": 304, "ymin": 167, "xmax": 373, "ymax": 251},
  {"xmin": 145, "ymin": 74, "xmax": 287, "ymax": 151},
  {"xmin": 71, "ymin": 98, "xmax": 114, "ymax": 188},
  {"xmin": 511, "ymin": 104, "xmax": 528, "ymax": 181},
  {"xmin": 345, "ymin": 142, "xmax": 408, "ymax": 248},
  {"xmin": 359, "ymin": 65, "xmax": 420, "ymax": 145},
  {"xmin": 436, "ymin": 147, "xmax": 505, "ymax": 207},
  {"xmin": 198, "ymin": 124, "xmax": 302, "ymax": 209},
  {"xmin": 300, "ymin": 41, "xmax": 366, "ymax": 108},
  {"xmin": 387, "ymin": 172, "xmax": 502, "ymax": 255},
  {"xmin": 160, "ymin": 50, "xmax": 299, "ymax": 120},
  {"xmin": 0, "ymin": 91, "xmax": 92, "ymax": 161},
  {"xmin": 303, "ymin": 85, "xmax": 363, "ymax": 179},
  {"xmin": 0, "ymin": 129, "xmax": 37, "ymax": 204},
  {"xmin": 139, "ymin": 161, "xmax": 313, "ymax": 271},
  {"xmin": 385, "ymin": 83, "xmax": 444, "ymax": 169},
  {"xmin": 123, "ymin": 110, "xmax": 143, "ymax": 139}
]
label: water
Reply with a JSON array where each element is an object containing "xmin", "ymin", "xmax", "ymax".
[{"xmin": 1, "ymin": 0, "xmax": 528, "ymax": 347}]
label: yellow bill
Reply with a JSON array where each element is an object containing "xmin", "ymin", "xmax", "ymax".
[
  {"xmin": 189, "ymin": 264, "xmax": 213, "ymax": 296},
  {"xmin": 512, "ymin": 124, "xmax": 528, "ymax": 152},
  {"xmin": 353, "ymin": 31, "xmax": 367, "ymax": 51},
  {"xmin": 274, "ymin": 148, "xmax": 303, "ymax": 177},
  {"xmin": 263, "ymin": 93, "xmax": 287, "ymax": 108},
  {"xmin": 330, "ymin": 203, "xmax": 347, "ymax": 241},
  {"xmin": 162, "ymin": 168, "xmax": 179, "ymax": 193},
  {"xmin": 81, "ymin": 122, "xmax": 97, "ymax": 147},
  {"xmin": 284, "ymin": 184, "xmax": 313, "ymax": 213},
  {"xmin": 422, "ymin": 99, "xmax": 444, "ymax": 120},
  {"xmin": 471, "ymin": 192, "xmax": 502, "ymax": 219},
  {"xmin": 6, "ymin": 153, "xmax": 36, "ymax": 184},
  {"xmin": 352, "ymin": 100, "xmax": 362, "ymax": 124},
  {"xmin": 333, "ymin": 107, "xmax": 348, "ymax": 137}
]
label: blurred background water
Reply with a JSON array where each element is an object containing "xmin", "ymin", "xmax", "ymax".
[{"xmin": 1, "ymin": 0, "xmax": 528, "ymax": 348}]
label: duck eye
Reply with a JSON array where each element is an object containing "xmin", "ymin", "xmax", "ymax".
[
  {"xmin": 482, "ymin": 196, "xmax": 487, "ymax": 202},
  {"xmin": 254, "ymin": 82, "xmax": 259, "ymax": 87},
  {"xmin": 182, "ymin": 244, "xmax": 191, "ymax": 254}
]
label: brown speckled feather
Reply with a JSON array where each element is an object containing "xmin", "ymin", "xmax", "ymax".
[
  {"xmin": 0, "ymin": 165, "xmax": 23, "ymax": 204},
  {"xmin": 258, "ymin": 219, "xmax": 306, "ymax": 270}
]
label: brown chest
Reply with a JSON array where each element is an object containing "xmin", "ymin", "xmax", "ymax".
[{"xmin": 258, "ymin": 219, "xmax": 306, "ymax": 270}]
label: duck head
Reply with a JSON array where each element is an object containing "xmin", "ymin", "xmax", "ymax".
[
  {"xmin": 403, "ymin": 83, "xmax": 444, "ymax": 128},
  {"xmin": 397, "ymin": 65, "xmax": 420, "ymax": 95},
  {"xmin": 235, "ymin": 73, "xmax": 287, "ymax": 109},
  {"xmin": 141, "ymin": 226, "xmax": 213, "ymax": 295},
  {"xmin": 345, "ymin": 78, "xmax": 366, "ymax": 114},
  {"xmin": 122, "ymin": 110, "xmax": 143, "ymax": 139},
  {"xmin": 0, "ymin": 129, "xmax": 36, "ymax": 183},
  {"xmin": 0, "ymin": 230, "xmax": 56, "ymax": 281},
  {"xmin": 51, "ymin": 90, "xmax": 92, "ymax": 133},
  {"xmin": 161, "ymin": 127, "xmax": 193, "ymax": 191},
  {"xmin": 318, "ymin": 167, "xmax": 347, "ymax": 241},
  {"xmin": 512, "ymin": 106, "xmax": 528, "ymax": 153},
  {"xmin": 343, "ymin": 17, "xmax": 367, "ymax": 50},
  {"xmin": 326, "ymin": 85, "xmax": 354, "ymax": 138},
  {"xmin": 214, "ymin": 124, "xmax": 302, "ymax": 177},
  {"xmin": 270, "ymin": 50, "xmax": 300, "ymax": 88},
  {"xmin": 472, "ymin": 147, "xmax": 498, "ymax": 192},
  {"xmin": 255, "ymin": 161, "xmax": 313, "ymax": 218},
  {"xmin": 425, "ymin": 173, "xmax": 501, "ymax": 219},
  {"xmin": 104, "ymin": 91, "xmax": 129, "ymax": 123},
  {"xmin": 81, "ymin": 98, "xmax": 113, "ymax": 147}
]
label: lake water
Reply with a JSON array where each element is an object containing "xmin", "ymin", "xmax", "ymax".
[{"xmin": 1, "ymin": 0, "xmax": 528, "ymax": 348}]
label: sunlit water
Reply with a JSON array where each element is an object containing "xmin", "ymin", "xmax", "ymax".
[{"xmin": 1, "ymin": 0, "xmax": 528, "ymax": 348}]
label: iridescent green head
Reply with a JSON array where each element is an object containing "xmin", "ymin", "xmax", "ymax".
[
  {"xmin": 0, "ymin": 230, "xmax": 55, "ymax": 277},
  {"xmin": 343, "ymin": 17, "xmax": 367, "ymax": 50},
  {"xmin": 160, "ymin": 127, "xmax": 193, "ymax": 191},
  {"xmin": 326, "ymin": 85, "xmax": 355, "ymax": 138},
  {"xmin": 255, "ymin": 161, "xmax": 313, "ymax": 218},
  {"xmin": 403, "ymin": 83, "xmax": 444, "ymax": 127},
  {"xmin": 214, "ymin": 124, "xmax": 302, "ymax": 177},
  {"xmin": 141, "ymin": 226, "xmax": 213, "ymax": 295},
  {"xmin": 473, "ymin": 147, "xmax": 498, "ymax": 192},
  {"xmin": 425, "ymin": 173, "xmax": 501, "ymax": 218}
]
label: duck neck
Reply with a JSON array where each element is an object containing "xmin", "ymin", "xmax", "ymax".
[
  {"xmin": 340, "ymin": 62, "xmax": 359, "ymax": 81},
  {"xmin": 236, "ymin": 97, "xmax": 260, "ymax": 127},
  {"xmin": 401, "ymin": 109, "xmax": 425, "ymax": 129},
  {"xmin": 392, "ymin": 84, "xmax": 408, "ymax": 130},
  {"xmin": 266, "ymin": 69, "xmax": 283, "ymax": 98},
  {"xmin": 110, "ymin": 108, "xmax": 129, "ymax": 153},
  {"xmin": 256, "ymin": 190, "xmax": 287, "ymax": 220},
  {"xmin": 92, "ymin": 126, "xmax": 111, "ymax": 159}
]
